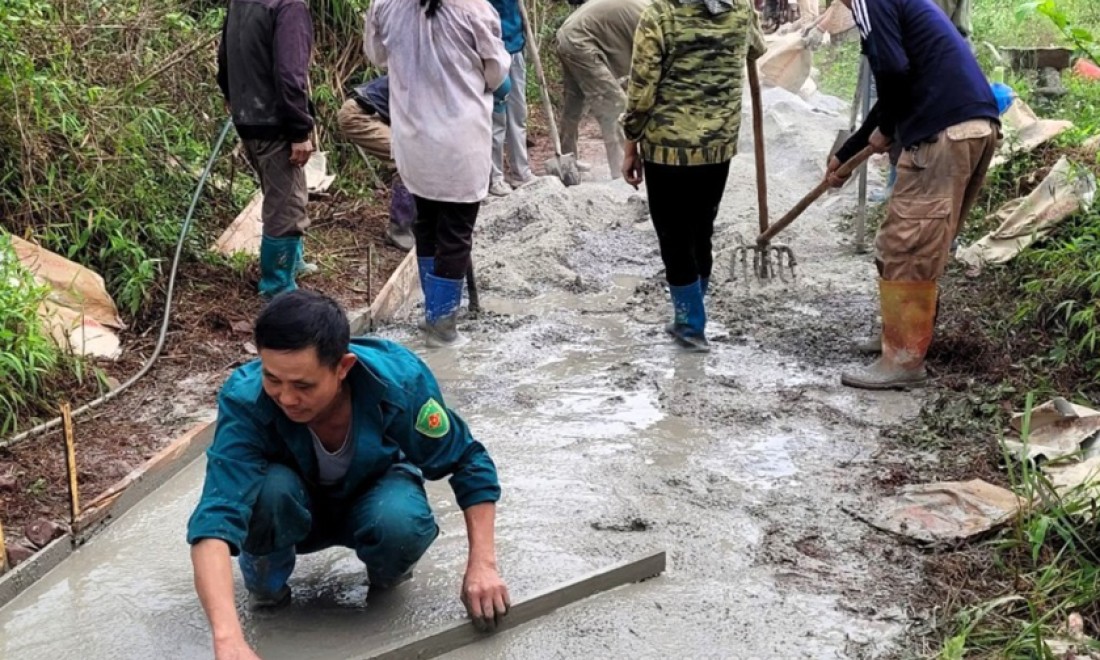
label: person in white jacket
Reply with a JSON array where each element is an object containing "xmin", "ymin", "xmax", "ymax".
[{"xmin": 365, "ymin": 0, "xmax": 511, "ymax": 346}]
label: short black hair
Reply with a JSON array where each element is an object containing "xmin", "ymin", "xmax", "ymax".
[{"xmin": 254, "ymin": 290, "xmax": 350, "ymax": 368}]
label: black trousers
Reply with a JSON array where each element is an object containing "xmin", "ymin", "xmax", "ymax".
[
  {"xmin": 644, "ymin": 160, "xmax": 731, "ymax": 287},
  {"xmin": 412, "ymin": 196, "xmax": 479, "ymax": 280}
]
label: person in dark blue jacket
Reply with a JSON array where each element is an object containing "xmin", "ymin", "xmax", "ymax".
[
  {"xmin": 187, "ymin": 291, "xmax": 509, "ymax": 659},
  {"xmin": 827, "ymin": 0, "xmax": 1000, "ymax": 391}
]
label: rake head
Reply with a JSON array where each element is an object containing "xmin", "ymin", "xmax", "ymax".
[{"xmin": 730, "ymin": 235, "xmax": 798, "ymax": 282}]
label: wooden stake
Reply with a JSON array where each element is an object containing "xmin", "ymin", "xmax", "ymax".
[
  {"xmin": 0, "ymin": 519, "xmax": 8, "ymax": 574},
  {"xmin": 60, "ymin": 403, "xmax": 80, "ymax": 523}
]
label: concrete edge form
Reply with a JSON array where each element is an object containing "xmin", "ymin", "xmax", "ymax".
[
  {"xmin": 0, "ymin": 420, "xmax": 215, "ymax": 609},
  {"xmin": 350, "ymin": 248, "xmax": 419, "ymax": 336},
  {"xmin": 360, "ymin": 551, "xmax": 668, "ymax": 660},
  {"xmin": 0, "ymin": 536, "xmax": 74, "ymax": 609},
  {"xmin": 74, "ymin": 421, "xmax": 215, "ymax": 539}
]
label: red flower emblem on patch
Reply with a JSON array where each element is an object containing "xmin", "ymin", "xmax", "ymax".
[{"xmin": 428, "ymin": 413, "xmax": 442, "ymax": 429}]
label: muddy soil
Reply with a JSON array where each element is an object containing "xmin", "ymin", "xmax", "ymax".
[{"xmin": 0, "ymin": 191, "xmax": 404, "ymax": 558}]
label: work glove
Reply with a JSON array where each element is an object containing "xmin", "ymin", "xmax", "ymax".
[{"xmin": 492, "ymin": 75, "xmax": 512, "ymax": 115}]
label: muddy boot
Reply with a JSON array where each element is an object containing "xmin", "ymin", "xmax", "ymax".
[
  {"xmin": 239, "ymin": 547, "xmax": 295, "ymax": 610},
  {"xmin": 665, "ymin": 279, "xmax": 709, "ymax": 353},
  {"xmin": 258, "ymin": 235, "xmax": 300, "ymax": 300},
  {"xmin": 422, "ymin": 272, "xmax": 463, "ymax": 347},
  {"xmin": 841, "ymin": 280, "xmax": 937, "ymax": 390},
  {"xmin": 386, "ymin": 178, "xmax": 416, "ymax": 251},
  {"xmin": 855, "ymin": 296, "xmax": 939, "ymax": 355},
  {"xmin": 854, "ymin": 329, "xmax": 882, "ymax": 355},
  {"xmin": 295, "ymin": 240, "xmax": 318, "ymax": 278}
]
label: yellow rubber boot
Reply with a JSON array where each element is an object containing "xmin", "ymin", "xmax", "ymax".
[{"xmin": 842, "ymin": 280, "xmax": 937, "ymax": 390}]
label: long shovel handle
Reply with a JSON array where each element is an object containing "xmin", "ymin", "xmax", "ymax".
[
  {"xmin": 466, "ymin": 262, "xmax": 480, "ymax": 314},
  {"xmin": 517, "ymin": 0, "xmax": 565, "ymax": 158},
  {"xmin": 756, "ymin": 145, "xmax": 876, "ymax": 245},
  {"xmin": 747, "ymin": 61, "xmax": 769, "ymax": 237}
]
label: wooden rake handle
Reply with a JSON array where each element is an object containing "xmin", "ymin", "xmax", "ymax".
[
  {"xmin": 756, "ymin": 145, "xmax": 876, "ymax": 245},
  {"xmin": 747, "ymin": 60, "xmax": 769, "ymax": 237}
]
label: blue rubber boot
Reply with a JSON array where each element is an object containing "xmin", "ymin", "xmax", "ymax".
[
  {"xmin": 422, "ymin": 272, "xmax": 464, "ymax": 347},
  {"xmin": 417, "ymin": 257, "xmax": 435, "ymax": 290},
  {"xmin": 239, "ymin": 547, "xmax": 296, "ymax": 609},
  {"xmin": 295, "ymin": 240, "xmax": 318, "ymax": 278},
  {"xmin": 665, "ymin": 280, "xmax": 709, "ymax": 352},
  {"xmin": 259, "ymin": 235, "xmax": 300, "ymax": 299},
  {"xmin": 700, "ymin": 277, "xmax": 710, "ymax": 296}
]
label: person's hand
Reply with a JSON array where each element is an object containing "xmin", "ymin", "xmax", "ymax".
[
  {"xmin": 622, "ymin": 144, "xmax": 643, "ymax": 189},
  {"xmin": 461, "ymin": 561, "xmax": 510, "ymax": 631},
  {"xmin": 825, "ymin": 155, "xmax": 851, "ymax": 188},
  {"xmin": 289, "ymin": 139, "xmax": 314, "ymax": 167},
  {"xmin": 214, "ymin": 635, "xmax": 262, "ymax": 660},
  {"xmin": 869, "ymin": 128, "xmax": 892, "ymax": 153}
]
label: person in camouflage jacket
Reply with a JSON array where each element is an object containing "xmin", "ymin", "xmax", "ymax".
[{"xmin": 621, "ymin": 0, "xmax": 765, "ymax": 352}]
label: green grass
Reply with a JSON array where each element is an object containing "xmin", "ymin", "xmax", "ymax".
[
  {"xmin": 0, "ymin": 235, "xmax": 70, "ymax": 435},
  {"xmin": 937, "ymin": 396, "xmax": 1100, "ymax": 659}
]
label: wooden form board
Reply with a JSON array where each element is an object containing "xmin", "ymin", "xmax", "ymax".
[
  {"xmin": 360, "ymin": 551, "xmax": 667, "ymax": 660},
  {"xmin": 73, "ymin": 421, "xmax": 214, "ymax": 537},
  {"xmin": 349, "ymin": 248, "xmax": 419, "ymax": 336}
]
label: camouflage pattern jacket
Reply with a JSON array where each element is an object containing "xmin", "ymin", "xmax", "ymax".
[{"xmin": 622, "ymin": 0, "xmax": 766, "ymax": 166}]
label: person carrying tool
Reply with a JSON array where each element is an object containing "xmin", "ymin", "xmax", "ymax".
[
  {"xmin": 556, "ymin": 0, "xmax": 650, "ymax": 180},
  {"xmin": 621, "ymin": 0, "xmax": 766, "ymax": 351},
  {"xmin": 365, "ymin": 0, "xmax": 511, "ymax": 347},
  {"xmin": 336, "ymin": 75, "xmax": 416, "ymax": 251},
  {"xmin": 217, "ymin": 0, "xmax": 315, "ymax": 299},
  {"xmin": 827, "ymin": 0, "xmax": 1000, "ymax": 390},
  {"xmin": 188, "ymin": 291, "xmax": 509, "ymax": 660},
  {"xmin": 867, "ymin": 0, "xmax": 974, "ymax": 204},
  {"xmin": 487, "ymin": 0, "xmax": 537, "ymax": 196}
]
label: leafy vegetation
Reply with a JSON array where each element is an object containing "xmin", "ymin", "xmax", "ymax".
[{"xmin": 0, "ymin": 236, "xmax": 66, "ymax": 435}]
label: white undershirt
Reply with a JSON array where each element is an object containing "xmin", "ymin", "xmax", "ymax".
[{"xmin": 310, "ymin": 426, "xmax": 354, "ymax": 486}]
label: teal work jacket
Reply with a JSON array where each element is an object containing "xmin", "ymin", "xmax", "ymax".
[{"xmin": 186, "ymin": 338, "xmax": 500, "ymax": 554}]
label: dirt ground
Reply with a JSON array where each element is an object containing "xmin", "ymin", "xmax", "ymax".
[{"xmin": 0, "ymin": 190, "xmax": 404, "ymax": 557}]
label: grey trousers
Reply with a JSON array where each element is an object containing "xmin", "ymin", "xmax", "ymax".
[
  {"xmin": 491, "ymin": 52, "xmax": 533, "ymax": 184},
  {"xmin": 241, "ymin": 138, "xmax": 309, "ymax": 237}
]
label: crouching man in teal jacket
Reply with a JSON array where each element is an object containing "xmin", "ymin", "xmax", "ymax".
[{"xmin": 187, "ymin": 290, "xmax": 509, "ymax": 660}]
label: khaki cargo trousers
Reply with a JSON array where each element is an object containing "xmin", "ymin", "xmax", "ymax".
[
  {"xmin": 875, "ymin": 119, "xmax": 1000, "ymax": 281},
  {"xmin": 336, "ymin": 98, "xmax": 395, "ymax": 168}
]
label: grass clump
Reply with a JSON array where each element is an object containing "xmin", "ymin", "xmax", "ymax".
[{"xmin": 0, "ymin": 234, "xmax": 70, "ymax": 435}]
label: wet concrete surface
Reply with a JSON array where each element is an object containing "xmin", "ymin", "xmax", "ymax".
[{"xmin": 0, "ymin": 89, "xmax": 926, "ymax": 658}]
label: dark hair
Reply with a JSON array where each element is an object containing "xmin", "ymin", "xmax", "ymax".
[
  {"xmin": 254, "ymin": 290, "xmax": 350, "ymax": 368},
  {"xmin": 421, "ymin": 0, "xmax": 442, "ymax": 18}
]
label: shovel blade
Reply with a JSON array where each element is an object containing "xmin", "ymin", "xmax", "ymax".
[
  {"xmin": 556, "ymin": 153, "xmax": 581, "ymax": 187},
  {"xmin": 544, "ymin": 154, "xmax": 582, "ymax": 187}
]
